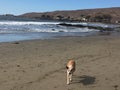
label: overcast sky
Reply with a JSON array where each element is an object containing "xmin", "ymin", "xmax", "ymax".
[{"xmin": 0, "ymin": 0, "xmax": 120, "ymax": 15}]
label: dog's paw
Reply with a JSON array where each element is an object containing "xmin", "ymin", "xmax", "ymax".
[{"xmin": 67, "ymin": 82, "xmax": 70, "ymax": 85}]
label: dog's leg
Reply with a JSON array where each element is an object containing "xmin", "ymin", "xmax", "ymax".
[
  {"xmin": 70, "ymin": 73, "xmax": 72, "ymax": 82},
  {"xmin": 67, "ymin": 71, "xmax": 70, "ymax": 85}
]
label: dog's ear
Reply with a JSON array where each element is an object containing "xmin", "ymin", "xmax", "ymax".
[{"xmin": 66, "ymin": 66, "xmax": 69, "ymax": 69}]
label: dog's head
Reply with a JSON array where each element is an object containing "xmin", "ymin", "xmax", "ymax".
[{"xmin": 66, "ymin": 66, "xmax": 73, "ymax": 75}]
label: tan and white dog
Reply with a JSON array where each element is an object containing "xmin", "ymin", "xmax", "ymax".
[{"xmin": 66, "ymin": 60, "xmax": 76, "ymax": 85}]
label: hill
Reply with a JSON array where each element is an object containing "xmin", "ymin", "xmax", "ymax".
[
  {"xmin": 20, "ymin": 7, "xmax": 120, "ymax": 23},
  {"xmin": 0, "ymin": 14, "xmax": 36, "ymax": 21}
]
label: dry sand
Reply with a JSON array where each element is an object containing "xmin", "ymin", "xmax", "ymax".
[{"xmin": 0, "ymin": 36, "xmax": 120, "ymax": 90}]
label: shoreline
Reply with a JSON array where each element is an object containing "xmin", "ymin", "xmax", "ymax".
[
  {"xmin": 0, "ymin": 30, "xmax": 119, "ymax": 43},
  {"xmin": 1, "ymin": 30, "xmax": 120, "ymax": 44},
  {"xmin": 0, "ymin": 35, "xmax": 120, "ymax": 90}
]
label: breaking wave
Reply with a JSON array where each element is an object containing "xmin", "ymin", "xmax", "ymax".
[{"xmin": 0, "ymin": 21, "xmax": 100, "ymax": 33}]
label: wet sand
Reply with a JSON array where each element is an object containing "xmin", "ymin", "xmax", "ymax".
[{"xmin": 0, "ymin": 35, "xmax": 120, "ymax": 90}]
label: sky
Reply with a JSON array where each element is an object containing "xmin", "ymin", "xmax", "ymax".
[{"xmin": 0, "ymin": 0, "xmax": 120, "ymax": 15}]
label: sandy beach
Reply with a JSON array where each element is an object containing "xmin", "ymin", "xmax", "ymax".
[{"xmin": 0, "ymin": 35, "xmax": 120, "ymax": 90}]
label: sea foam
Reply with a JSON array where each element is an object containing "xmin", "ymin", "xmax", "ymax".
[{"xmin": 0, "ymin": 21, "xmax": 100, "ymax": 33}]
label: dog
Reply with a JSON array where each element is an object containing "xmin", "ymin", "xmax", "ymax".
[{"xmin": 66, "ymin": 60, "xmax": 76, "ymax": 85}]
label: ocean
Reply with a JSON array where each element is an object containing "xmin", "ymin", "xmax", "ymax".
[{"xmin": 0, "ymin": 20, "xmax": 119, "ymax": 42}]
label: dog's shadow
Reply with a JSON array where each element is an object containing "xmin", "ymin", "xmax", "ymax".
[{"xmin": 72, "ymin": 75, "xmax": 96, "ymax": 85}]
